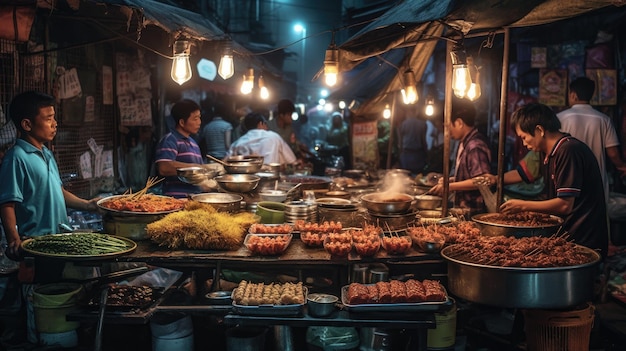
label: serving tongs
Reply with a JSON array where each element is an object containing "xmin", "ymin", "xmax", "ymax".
[
  {"xmin": 473, "ymin": 176, "xmax": 497, "ymax": 213},
  {"xmin": 79, "ymin": 266, "xmax": 150, "ymax": 290}
]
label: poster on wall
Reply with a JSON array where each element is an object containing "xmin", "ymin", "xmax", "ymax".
[
  {"xmin": 531, "ymin": 47, "xmax": 546, "ymax": 68},
  {"xmin": 102, "ymin": 65, "xmax": 113, "ymax": 105},
  {"xmin": 586, "ymin": 69, "xmax": 617, "ymax": 106},
  {"xmin": 538, "ymin": 69, "xmax": 567, "ymax": 106},
  {"xmin": 352, "ymin": 121, "xmax": 378, "ymax": 171}
]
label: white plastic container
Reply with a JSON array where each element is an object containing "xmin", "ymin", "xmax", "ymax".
[{"xmin": 39, "ymin": 330, "xmax": 78, "ymax": 348}]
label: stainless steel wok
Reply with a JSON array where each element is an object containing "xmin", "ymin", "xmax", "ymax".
[{"xmin": 441, "ymin": 245, "xmax": 600, "ymax": 308}]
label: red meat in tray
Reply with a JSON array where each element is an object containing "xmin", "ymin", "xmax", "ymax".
[
  {"xmin": 404, "ymin": 279, "xmax": 426, "ymax": 302},
  {"xmin": 347, "ymin": 283, "xmax": 370, "ymax": 304},
  {"xmin": 366, "ymin": 284, "xmax": 379, "ymax": 303},
  {"xmin": 389, "ymin": 280, "xmax": 407, "ymax": 303},
  {"xmin": 375, "ymin": 281, "xmax": 392, "ymax": 303},
  {"xmin": 422, "ymin": 279, "xmax": 446, "ymax": 302}
]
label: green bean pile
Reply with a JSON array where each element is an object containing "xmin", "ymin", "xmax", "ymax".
[{"xmin": 24, "ymin": 233, "xmax": 132, "ymax": 256}]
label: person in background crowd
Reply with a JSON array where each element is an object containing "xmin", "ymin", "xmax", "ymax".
[
  {"xmin": 268, "ymin": 99, "xmax": 311, "ymax": 160},
  {"xmin": 199, "ymin": 102, "xmax": 233, "ymax": 162},
  {"xmin": 326, "ymin": 112, "xmax": 350, "ymax": 169},
  {"xmin": 0, "ymin": 91, "xmax": 102, "ymax": 344},
  {"xmin": 499, "ymin": 103, "xmax": 608, "ymax": 257},
  {"xmin": 557, "ymin": 76, "xmax": 626, "ymax": 204},
  {"xmin": 377, "ymin": 118, "xmax": 394, "ymax": 169},
  {"xmin": 396, "ymin": 104, "xmax": 428, "ymax": 175},
  {"xmin": 429, "ymin": 98, "xmax": 492, "ymax": 215},
  {"xmin": 226, "ymin": 112, "xmax": 297, "ymax": 165},
  {"xmin": 154, "ymin": 99, "xmax": 216, "ymax": 198}
]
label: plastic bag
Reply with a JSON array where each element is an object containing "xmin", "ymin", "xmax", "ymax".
[
  {"xmin": 306, "ymin": 326, "xmax": 359, "ymax": 350},
  {"xmin": 608, "ymin": 192, "xmax": 626, "ymax": 220}
]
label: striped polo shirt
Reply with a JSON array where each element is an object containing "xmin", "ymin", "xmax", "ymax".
[{"xmin": 155, "ymin": 129, "xmax": 203, "ymax": 198}]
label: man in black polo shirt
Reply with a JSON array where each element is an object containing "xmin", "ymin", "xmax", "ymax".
[{"xmin": 498, "ymin": 103, "xmax": 608, "ymax": 258}]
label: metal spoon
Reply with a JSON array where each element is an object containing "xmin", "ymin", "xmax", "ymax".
[{"xmin": 205, "ymin": 154, "xmax": 229, "ymax": 167}]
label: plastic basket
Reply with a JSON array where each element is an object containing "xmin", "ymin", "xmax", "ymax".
[{"xmin": 523, "ymin": 303, "xmax": 595, "ymax": 351}]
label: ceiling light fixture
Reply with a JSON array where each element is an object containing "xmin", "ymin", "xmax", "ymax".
[
  {"xmin": 383, "ymin": 104, "xmax": 391, "ymax": 119},
  {"xmin": 258, "ymin": 75, "xmax": 269, "ymax": 100},
  {"xmin": 218, "ymin": 42, "xmax": 234, "ymax": 80},
  {"xmin": 401, "ymin": 68, "xmax": 418, "ymax": 104},
  {"xmin": 240, "ymin": 67, "xmax": 254, "ymax": 95},
  {"xmin": 425, "ymin": 95, "xmax": 435, "ymax": 117},
  {"xmin": 450, "ymin": 41, "xmax": 472, "ymax": 99},
  {"xmin": 323, "ymin": 33, "xmax": 339, "ymax": 87},
  {"xmin": 171, "ymin": 40, "xmax": 192, "ymax": 85}
]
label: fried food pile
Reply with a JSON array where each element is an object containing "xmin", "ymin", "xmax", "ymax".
[
  {"xmin": 232, "ymin": 280, "xmax": 305, "ymax": 305},
  {"xmin": 146, "ymin": 201, "xmax": 258, "ymax": 250}
]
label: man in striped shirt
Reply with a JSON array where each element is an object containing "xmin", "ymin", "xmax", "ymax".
[{"xmin": 155, "ymin": 99, "xmax": 207, "ymax": 198}]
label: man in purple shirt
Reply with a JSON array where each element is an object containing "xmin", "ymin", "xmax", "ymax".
[{"xmin": 155, "ymin": 99, "xmax": 206, "ymax": 198}]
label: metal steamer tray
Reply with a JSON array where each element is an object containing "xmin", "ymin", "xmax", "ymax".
[
  {"xmin": 441, "ymin": 245, "xmax": 601, "ymax": 309},
  {"xmin": 231, "ymin": 287, "xmax": 307, "ymax": 316},
  {"xmin": 340, "ymin": 284, "xmax": 450, "ymax": 313}
]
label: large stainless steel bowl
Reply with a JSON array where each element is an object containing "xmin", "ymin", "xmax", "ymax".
[
  {"xmin": 215, "ymin": 174, "xmax": 260, "ymax": 193},
  {"xmin": 225, "ymin": 155, "xmax": 264, "ymax": 165},
  {"xmin": 190, "ymin": 193, "xmax": 243, "ymax": 212},
  {"xmin": 472, "ymin": 213, "xmax": 564, "ymax": 237},
  {"xmin": 441, "ymin": 245, "xmax": 600, "ymax": 308},
  {"xmin": 360, "ymin": 192, "xmax": 413, "ymax": 214},
  {"xmin": 223, "ymin": 161, "xmax": 262, "ymax": 174},
  {"xmin": 413, "ymin": 195, "xmax": 442, "ymax": 210},
  {"xmin": 177, "ymin": 167, "xmax": 216, "ymax": 185}
]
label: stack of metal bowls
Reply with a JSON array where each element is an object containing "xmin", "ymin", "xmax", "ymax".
[
  {"xmin": 316, "ymin": 199, "xmax": 362, "ymax": 228},
  {"xmin": 284, "ymin": 201, "xmax": 318, "ymax": 224}
]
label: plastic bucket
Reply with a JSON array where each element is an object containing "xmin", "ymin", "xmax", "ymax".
[
  {"xmin": 427, "ymin": 298, "xmax": 457, "ymax": 350},
  {"xmin": 39, "ymin": 330, "xmax": 78, "ymax": 348},
  {"xmin": 226, "ymin": 327, "xmax": 267, "ymax": 351},
  {"xmin": 150, "ymin": 313, "xmax": 194, "ymax": 351},
  {"xmin": 523, "ymin": 303, "xmax": 595, "ymax": 351},
  {"xmin": 33, "ymin": 283, "xmax": 82, "ymax": 333}
]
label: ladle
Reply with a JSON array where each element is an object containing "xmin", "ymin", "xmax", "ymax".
[
  {"xmin": 205, "ymin": 154, "xmax": 229, "ymax": 167},
  {"xmin": 286, "ymin": 183, "xmax": 302, "ymax": 196}
]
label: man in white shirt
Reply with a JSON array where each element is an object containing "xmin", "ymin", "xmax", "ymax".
[
  {"xmin": 226, "ymin": 112, "xmax": 297, "ymax": 165},
  {"xmin": 557, "ymin": 76, "xmax": 626, "ymax": 203}
]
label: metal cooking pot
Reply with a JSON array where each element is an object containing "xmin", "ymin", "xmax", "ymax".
[
  {"xmin": 190, "ymin": 193, "xmax": 243, "ymax": 212},
  {"xmin": 472, "ymin": 213, "xmax": 564, "ymax": 237},
  {"xmin": 441, "ymin": 245, "xmax": 600, "ymax": 308},
  {"xmin": 414, "ymin": 195, "xmax": 442, "ymax": 210},
  {"xmin": 360, "ymin": 192, "xmax": 413, "ymax": 214}
]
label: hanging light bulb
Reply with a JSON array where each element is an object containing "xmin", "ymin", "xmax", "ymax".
[
  {"xmin": 425, "ymin": 96, "xmax": 435, "ymax": 117},
  {"xmin": 450, "ymin": 42, "xmax": 472, "ymax": 98},
  {"xmin": 323, "ymin": 44, "xmax": 339, "ymax": 87},
  {"xmin": 218, "ymin": 43, "xmax": 234, "ymax": 80},
  {"xmin": 466, "ymin": 57, "xmax": 481, "ymax": 101},
  {"xmin": 383, "ymin": 104, "xmax": 391, "ymax": 119},
  {"xmin": 240, "ymin": 67, "xmax": 254, "ymax": 95},
  {"xmin": 401, "ymin": 68, "xmax": 418, "ymax": 104},
  {"xmin": 171, "ymin": 40, "xmax": 192, "ymax": 85},
  {"xmin": 258, "ymin": 75, "xmax": 269, "ymax": 100}
]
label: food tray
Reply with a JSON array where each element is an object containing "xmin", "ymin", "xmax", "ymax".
[
  {"xmin": 248, "ymin": 223, "xmax": 294, "ymax": 234},
  {"xmin": 340, "ymin": 285, "xmax": 449, "ymax": 313},
  {"xmin": 21, "ymin": 233, "xmax": 137, "ymax": 261},
  {"xmin": 97, "ymin": 195, "xmax": 184, "ymax": 216},
  {"xmin": 244, "ymin": 233, "xmax": 293, "ymax": 256},
  {"xmin": 87, "ymin": 285, "xmax": 162, "ymax": 311},
  {"xmin": 231, "ymin": 287, "xmax": 307, "ymax": 316}
]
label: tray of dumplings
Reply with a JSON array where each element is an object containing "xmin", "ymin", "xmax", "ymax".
[{"xmin": 231, "ymin": 280, "xmax": 307, "ymax": 316}]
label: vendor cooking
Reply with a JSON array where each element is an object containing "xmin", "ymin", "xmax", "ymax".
[
  {"xmin": 454, "ymin": 103, "xmax": 608, "ymax": 258},
  {"xmin": 225, "ymin": 112, "xmax": 298, "ymax": 166},
  {"xmin": 428, "ymin": 98, "xmax": 493, "ymax": 215},
  {"xmin": 154, "ymin": 99, "xmax": 223, "ymax": 198}
]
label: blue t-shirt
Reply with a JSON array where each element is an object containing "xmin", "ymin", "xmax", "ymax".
[
  {"xmin": 0, "ymin": 139, "xmax": 69, "ymax": 237},
  {"xmin": 155, "ymin": 129, "xmax": 203, "ymax": 198}
]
